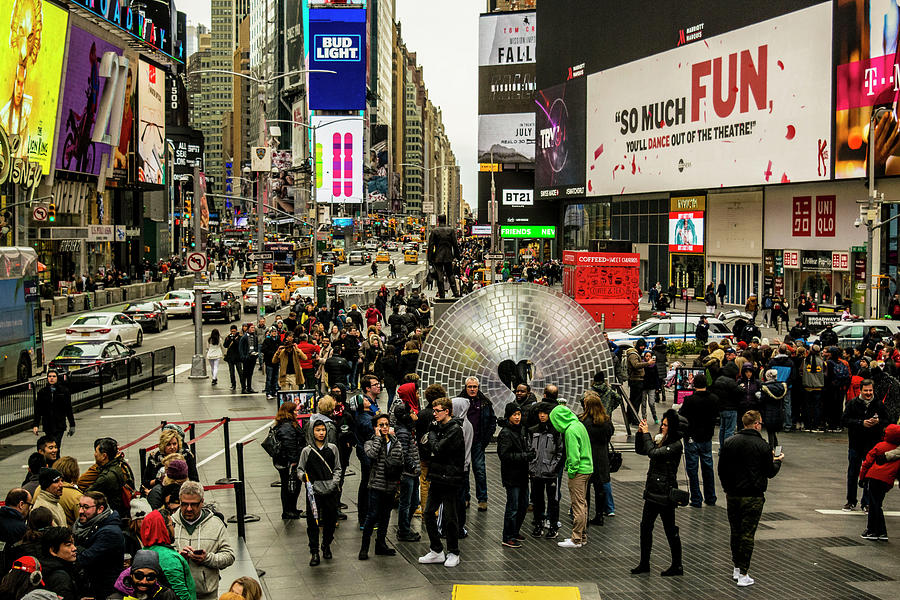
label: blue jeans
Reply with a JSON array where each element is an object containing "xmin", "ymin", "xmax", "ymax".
[
  {"xmin": 398, "ymin": 474, "xmax": 419, "ymax": 536},
  {"xmin": 684, "ymin": 440, "xmax": 717, "ymax": 506},
  {"xmin": 265, "ymin": 364, "xmax": 278, "ymax": 397},
  {"xmin": 469, "ymin": 443, "xmax": 488, "ymax": 503},
  {"xmin": 719, "ymin": 410, "xmax": 738, "ymax": 447},
  {"xmin": 603, "ymin": 482, "xmax": 615, "ymax": 514},
  {"xmin": 782, "ymin": 388, "xmax": 793, "ymax": 430},
  {"xmin": 502, "ymin": 485, "xmax": 528, "ymax": 541}
]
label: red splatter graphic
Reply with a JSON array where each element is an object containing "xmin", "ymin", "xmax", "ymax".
[
  {"xmin": 621, "ymin": 186, "xmax": 625, "ymax": 194},
  {"xmin": 590, "ymin": 164, "xmax": 595, "ymax": 170},
  {"xmin": 594, "ymin": 145, "xmax": 604, "ymax": 159},
  {"xmin": 732, "ymin": 87, "xmax": 739, "ymax": 94},
  {"xmin": 769, "ymin": 100, "xmax": 773, "ymax": 114},
  {"xmin": 785, "ymin": 125, "xmax": 796, "ymax": 140},
  {"xmin": 631, "ymin": 155, "xmax": 637, "ymax": 174},
  {"xmin": 704, "ymin": 40, "xmax": 709, "ymax": 48},
  {"xmin": 588, "ymin": 180, "xmax": 593, "ymax": 192},
  {"xmin": 777, "ymin": 60, "xmax": 784, "ymax": 70},
  {"xmin": 764, "ymin": 160, "xmax": 773, "ymax": 182},
  {"xmin": 780, "ymin": 173, "xmax": 790, "ymax": 183},
  {"xmin": 678, "ymin": 63, "xmax": 681, "ymax": 69},
  {"xmin": 613, "ymin": 164, "xmax": 621, "ymax": 179}
]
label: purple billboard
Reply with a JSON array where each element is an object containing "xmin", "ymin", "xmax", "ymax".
[{"xmin": 55, "ymin": 26, "xmax": 124, "ymax": 176}]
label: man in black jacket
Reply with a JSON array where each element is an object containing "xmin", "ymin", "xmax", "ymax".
[
  {"xmin": 695, "ymin": 316, "xmax": 709, "ymax": 345},
  {"xmin": 717, "ymin": 410, "xmax": 783, "ymax": 588},
  {"xmin": 238, "ymin": 323, "xmax": 259, "ymax": 394},
  {"xmin": 427, "ymin": 215, "xmax": 461, "ymax": 299},
  {"xmin": 841, "ymin": 379, "xmax": 888, "ymax": 511},
  {"xmin": 222, "ymin": 325, "xmax": 241, "ymax": 390},
  {"xmin": 418, "ymin": 396, "xmax": 464, "ymax": 568},
  {"xmin": 0, "ymin": 488, "xmax": 30, "ymax": 570},
  {"xmin": 32, "ymin": 370, "xmax": 75, "ymax": 450},
  {"xmin": 678, "ymin": 375, "xmax": 718, "ymax": 508},
  {"xmin": 712, "ymin": 362, "xmax": 742, "ymax": 446}
]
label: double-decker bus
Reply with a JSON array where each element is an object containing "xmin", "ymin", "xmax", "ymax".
[
  {"xmin": 0, "ymin": 247, "xmax": 44, "ymax": 385},
  {"xmin": 263, "ymin": 242, "xmax": 300, "ymax": 278}
]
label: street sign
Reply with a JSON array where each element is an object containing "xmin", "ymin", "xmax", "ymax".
[
  {"xmin": 248, "ymin": 252, "xmax": 274, "ymax": 261},
  {"xmin": 422, "ymin": 201, "xmax": 435, "ymax": 213},
  {"xmin": 337, "ymin": 285, "xmax": 364, "ymax": 295},
  {"xmin": 187, "ymin": 252, "xmax": 208, "ymax": 272},
  {"xmin": 32, "ymin": 205, "xmax": 47, "ymax": 221},
  {"xmin": 485, "ymin": 253, "xmax": 504, "ymax": 260}
]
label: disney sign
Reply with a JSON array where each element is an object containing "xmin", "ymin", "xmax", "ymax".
[{"xmin": 0, "ymin": 125, "xmax": 43, "ymax": 189}]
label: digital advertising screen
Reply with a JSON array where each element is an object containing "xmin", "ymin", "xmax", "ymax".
[
  {"xmin": 307, "ymin": 7, "xmax": 366, "ymax": 110},
  {"xmin": 478, "ymin": 113, "xmax": 534, "ymax": 164},
  {"xmin": 668, "ymin": 211, "xmax": 705, "ymax": 253},
  {"xmin": 312, "ymin": 115, "xmax": 363, "ymax": 204},
  {"xmin": 55, "ymin": 25, "xmax": 124, "ymax": 176},
  {"xmin": 535, "ymin": 78, "xmax": 586, "ymax": 198},
  {"xmin": 137, "ymin": 58, "xmax": 166, "ymax": 185},
  {"xmin": 0, "ymin": 0, "xmax": 68, "ymax": 172}
]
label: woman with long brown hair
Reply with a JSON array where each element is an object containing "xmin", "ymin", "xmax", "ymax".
[
  {"xmin": 580, "ymin": 391, "xmax": 614, "ymax": 526},
  {"xmin": 273, "ymin": 401, "xmax": 304, "ymax": 519}
]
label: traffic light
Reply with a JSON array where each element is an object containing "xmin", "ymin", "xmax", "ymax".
[
  {"xmin": 48, "ymin": 203, "xmax": 56, "ymax": 222},
  {"xmin": 184, "ymin": 197, "xmax": 192, "ymax": 217}
]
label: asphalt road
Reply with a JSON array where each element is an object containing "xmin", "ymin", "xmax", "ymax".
[{"xmin": 42, "ymin": 250, "xmax": 425, "ymax": 364}]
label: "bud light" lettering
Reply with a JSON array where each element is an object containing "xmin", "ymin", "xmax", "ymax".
[{"xmin": 314, "ymin": 35, "xmax": 361, "ymax": 61}]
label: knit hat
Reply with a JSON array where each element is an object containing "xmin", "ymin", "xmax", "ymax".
[
  {"xmin": 131, "ymin": 549, "xmax": 161, "ymax": 575},
  {"xmin": 503, "ymin": 402, "xmax": 522, "ymax": 421},
  {"xmin": 737, "ymin": 341, "xmax": 748, "ymax": 350},
  {"xmin": 38, "ymin": 468, "xmax": 62, "ymax": 490},
  {"xmin": 130, "ymin": 497, "xmax": 152, "ymax": 520},
  {"xmin": 20, "ymin": 591, "xmax": 58, "ymax": 600},
  {"xmin": 536, "ymin": 401, "xmax": 555, "ymax": 414},
  {"xmin": 165, "ymin": 459, "xmax": 189, "ymax": 481}
]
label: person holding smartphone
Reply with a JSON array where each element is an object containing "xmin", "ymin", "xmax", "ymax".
[{"xmin": 717, "ymin": 410, "xmax": 784, "ymax": 588}]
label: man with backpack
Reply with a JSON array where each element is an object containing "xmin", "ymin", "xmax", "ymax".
[
  {"xmin": 766, "ymin": 344, "xmax": 795, "ymax": 431},
  {"xmin": 824, "ymin": 347, "xmax": 851, "ymax": 432},
  {"xmin": 83, "ymin": 438, "xmax": 134, "ymax": 519}
]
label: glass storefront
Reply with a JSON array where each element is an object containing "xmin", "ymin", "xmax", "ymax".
[
  {"xmin": 562, "ymin": 201, "xmax": 610, "ymax": 249},
  {"xmin": 670, "ymin": 253, "xmax": 705, "ymax": 296}
]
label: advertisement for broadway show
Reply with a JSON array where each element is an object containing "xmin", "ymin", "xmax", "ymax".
[
  {"xmin": 307, "ymin": 7, "xmax": 366, "ymax": 110},
  {"xmin": 138, "ymin": 58, "xmax": 165, "ymax": 185},
  {"xmin": 0, "ymin": 0, "xmax": 68, "ymax": 172},
  {"xmin": 55, "ymin": 25, "xmax": 125, "ymax": 176},
  {"xmin": 585, "ymin": 3, "xmax": 832, "ymax": 196},
  {"xmin": 535, "ymin": 77, "xmax": 586, "ymax": 198}
]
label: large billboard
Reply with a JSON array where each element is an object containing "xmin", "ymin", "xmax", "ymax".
[
  {"xmin": 0, "ymin": 0, "xmax": 68, "ymax": 173},
  {"xmin": 535, "ymin": 77, "xmax": 585, "ymax": 198},
  {"xmin": 137, "ymin": 58, "xmax": 165, "ymax": 185},
  {"xmin": 312, "ymin": 115, "xmax": 363, "ymax": 204},
  {"xmin": 835, "ymin": 0, "xmax": 900, "ymax": 179},
  {"xmin": 478, "ymin": 11, "xmax": 536, "ymax": 166},
  {"xmin": 55, "ymin": 26, "xmax": 123, "ymax": 176},
  {"xmin": 308, "ymin": 7, "xmax": 366, "ymax": 110},
  {"xmin": 585, "ymin": 3, "xmax": 832, "ymax": 196}
]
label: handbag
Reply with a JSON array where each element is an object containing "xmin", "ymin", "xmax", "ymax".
[
  {"xmin": 668, "ymin": 488, "xmax": 690, "ymax": 507},
  {"xmin": 261, "ymin": 425, "xmax": 281, "ymax": 459},
  {"xmin": 608, "ymin": 441, "xmax": 623, "ymax": 473}
]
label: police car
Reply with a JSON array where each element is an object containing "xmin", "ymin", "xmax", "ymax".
[
  {"xmin": 808, "ymin": 319, "xmax": 900, "ymax": 349},
  {"xmin": 606, "ymin": 313, "xmax": 734, "ymax": 345}
]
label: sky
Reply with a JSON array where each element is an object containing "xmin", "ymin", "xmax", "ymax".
[{"xmin": 180, "ymin": 0, "xmax": 480, "ymax": 212}]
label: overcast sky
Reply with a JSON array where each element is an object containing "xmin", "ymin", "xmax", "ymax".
[{"xmin": 181, "ymin": 1, "xmax": 479, "ymax": 211}]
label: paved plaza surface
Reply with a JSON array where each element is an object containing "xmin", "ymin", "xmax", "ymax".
[{"xmin": 3, "ymin": 366, "xmax": 899, "ymax": 600}]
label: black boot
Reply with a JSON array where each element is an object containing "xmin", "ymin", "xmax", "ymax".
[
  {"xmin": 589, "ymin": 515, "xmax": 604, "ymax": 526},
  {"xmin": 359, "ymin": 535, "xmax": 371, "ymax": 560},
  {"xmin": 322, "ymin": 545, "xmax": 332, "ymax": 560},
  {"xmin": 374, "ymin": 539, "xmax": 396, "ymax": 556},
  {"xmin": 631, "ymin": 522, "xmax": 652, "ymax": 574},
  {"xmin": 661, "ymin": 526, "xmax": 683, "ymax": 576},
  {"xmin": 309, "ymin": 552, "xmax": 320, "ymax": 566}
]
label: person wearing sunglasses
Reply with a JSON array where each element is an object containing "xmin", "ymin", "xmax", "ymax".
[{"xmin": 109, "ymin": 549, "xmax": 178, "ymax": 599}]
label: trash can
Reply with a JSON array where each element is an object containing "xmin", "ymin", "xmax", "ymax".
[{"xmin": 67, "ymin": 296, "xmax": 76, "ymax": 312}]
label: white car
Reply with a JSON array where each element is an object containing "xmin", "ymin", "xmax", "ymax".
[
  {"xmin": 161, "ymin": 290, "xmax": 195, "ymax": 317},
  {"xmin": 290, "ymin": 286, "xmax": 315, "ymax": 303},
  {"xmin": 65, "ymin": 312, "xmax": 143, "ymax": 347},
  {"xmin": 606, "ymin": 314, "xmax": 734, "ymax": 346},
  {"xmin": 244, "ymin": 285, "xmax": 281, "ymax": 312}
]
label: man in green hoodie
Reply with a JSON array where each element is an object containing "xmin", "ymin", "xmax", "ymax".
[{"xmin": 549, "ymin": 405, "xmax": 593, "ymax": 548}]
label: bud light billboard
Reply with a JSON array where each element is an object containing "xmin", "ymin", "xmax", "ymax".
[{"xmin": 308, "ymin": 7, "xmax": 366, "ymax": 110}]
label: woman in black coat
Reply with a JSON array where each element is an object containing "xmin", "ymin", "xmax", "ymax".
[
  {"xmin": 580, "ymin": 392, "xmax": 614, "ymax": 525},
  {"xmin": 632, "ymin": 408, "xmax": 686, "ymax": 577},
  {"xmin": 32, "ymin": 370, "xmax": 75, "ymax": 450},
  {"xmin": 273, "ymin": 401, "xmax": 305, "ymax": 519}
]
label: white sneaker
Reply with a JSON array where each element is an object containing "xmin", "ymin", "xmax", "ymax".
[
  {"xmin": 733, "ymin": 567, "xmax": 741, "ymax": 580},
  {"xmin": 444, "ymin": 553, "xmax": 460, "ymax": 568},
  {"xmin": 557, "ymin": 538, "xmax": 583, "ymax": 549},
  {"xmin": 418, "ymin": 550, "xmax": 445, "ymax": 564},
  {"xmin": 737, "ymin": 574, "xmax": 755, "ymax": 587}
]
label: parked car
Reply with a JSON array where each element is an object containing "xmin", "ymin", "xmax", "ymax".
[
  {"xmin": 161, "ymin": 289, "xmax": 195, "ymax": 317},
  {"xmin": 123, "ymin": 301, "xmax": 168, "ymax": 333},
  {"xmin": 809, "ymin": 319, "xmax": 900, "ymax": 349},
  {"xmin": 201, "ymin": 290, "xmax": 241, "ymax": 322},
  {"xmin": 49, "ymin": 341, "xmax": 141, "ymax": 387},
  {"xmin": 348, "ymin": 250, "xmax": 368, "ymax": 265},
  {"xmin": 243, "ymin": 285, "xmax": 281, "ymax": 313},
  {"xmin": 606, "ymin": 314, "xmax": 733, "ymax": 346},
  {"xmin": 65, "ymin": 312, "xmax": 143, "ymax": 347}
]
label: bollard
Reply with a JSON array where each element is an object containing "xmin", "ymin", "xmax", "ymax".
[
  {"xmin": 151, "ymin": 352, "xmax": 156, "ymax": 391},
  {"xmin": 227, "ymin": 443, "xmax": 260, "ymax": 526},
  {"xmin": 188, "ymin": 422, "xmax": 196, "ymax": 443},
  {"xmin": 233, "ymin": 481, "xmax": 247, "ymax": 540},
  {"xmin": 215, "ymin": 418, "xmax": 237, "ymax": 484},
  {"xmin": 138, "ymin": 447, "xmax": 147, "ymax": 485}
]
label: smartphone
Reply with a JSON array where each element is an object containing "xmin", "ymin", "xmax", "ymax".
[{"xmin": 774, "ymin": 445, "xmax": 783, "ymax": 456}]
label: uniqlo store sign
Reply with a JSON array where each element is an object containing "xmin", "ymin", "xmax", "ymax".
[{"xmin": 792, "ymin": 195, "xmax": 835, "ymax": 237}]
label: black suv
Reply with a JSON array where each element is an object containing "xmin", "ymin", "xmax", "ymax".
[{"xmin": 201, "ymin": 290, "xmax": 241, "ymax": 322}]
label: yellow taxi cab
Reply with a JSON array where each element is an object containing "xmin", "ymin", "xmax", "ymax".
[
  {"xmin": 241, "ymin": 274, "xmax": 287, "ymax": 299},
  {"xmin": 331, "ymin": 247, "xmax": 346, "ymax": 263},
  {"xmin": 404, "ymin": 249, "xmax": 418, "ymax": 264},
  {"xmin": 287, "ymin": 274, "xmax": 314, "ymax": 294},
  {"xmin": 375, "ymin": 251, "xmax": 390, "ymax": 263}
]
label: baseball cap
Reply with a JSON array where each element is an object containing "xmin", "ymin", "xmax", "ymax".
[{"xmin": 11, "ymin": 556, "xmax": 44, "ymax": 586}]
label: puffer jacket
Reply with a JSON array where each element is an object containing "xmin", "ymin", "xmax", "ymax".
[
  {"xmin": 718, "ymin": 427, "xmax": 782, "ymax": 496},
  {"xmin": 860, "ymin": 424, "xmax": 900, "ymax": 485},
  {"xmin": 172, "ymin": 508, "xmax": 235, "ymax": 598},
  {"xmin": 712, "ymin": 363, "xmax": 742, "ymax": 412},
  {"xmin": 297, "ymin": 442, "xmax": 342, "ymax": 496},
  {"xmin": 364, "ymin": 433, "xmax": 405, "ymax": 492},
  {"xmin": 801, "ymin": 354, "xmax": 825, "ymax": 390},
  {"xmin": 528, "ymin": 419, "xmax": 563, "ymax": 479},
  {"xmin": 273, "ymin": 420, "xmax": 304, "ymax": 467},
  {"xmin": 635, "ymin": 408, "xmax": 686, "ymax": 506},
  {"xmin": 423, "ymin": 417, "xmax": 465, "ymax": 485},
  {"xmin": 497, "ymin": 405, "xmax": 530, "ymax": 488},
  {"xmin": 393, "ymin": 403, "xmax": 421, "ymax": 476}
]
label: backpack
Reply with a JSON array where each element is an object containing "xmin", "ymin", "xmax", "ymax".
[
  {"xmin": 763, "ymin": 296, "xmax": 773, "ymax": 309},
  {"xmin": 117, "ymin": 458, "xmax": 137, "ymax": 508},
  {"xmin": 773, "ymin": 302, "xmax": 782, "ymax": 312},
  {"xmin": 830, "ymin": 359, "xmax": 850, "ymax": 388}
]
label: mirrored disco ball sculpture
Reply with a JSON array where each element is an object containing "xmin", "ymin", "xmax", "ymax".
[{"xmin": 417, "ymin": 282, "xmax": 615, "ymax": 415}]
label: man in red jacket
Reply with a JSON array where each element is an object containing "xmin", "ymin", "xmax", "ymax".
[
  {"xmin": 296, "ymin": 334, "xmax": 320, "ymax": 391},
  {"xmin": 365, "ymin": 304, "xmax": 383, "ymax": 328}
]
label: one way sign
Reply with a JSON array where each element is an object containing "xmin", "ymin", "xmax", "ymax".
[{"xmin": 248, "ymin": 252, "xmax": 274, "ymax": 262}]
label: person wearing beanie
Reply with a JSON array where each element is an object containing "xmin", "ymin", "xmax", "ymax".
[
  {"xmin": 760, "ymin": 369, "xmax": 787, "ymax": 449},
  {"xmin": 124, "ymin": 497, "xmax": 153, "ymax": 558},
  {"xmin": 801, "ymin": 343, "xmax": 826, "ymax": 432},
  {"xmin": 632, "ymin": 408, "xmax": 688, "ymax": 577},
  {"xmin": 529, "ymin": 401, "xmax": 565, "ymax": 537},
  {"xmin": 549, "ymin": 404, "xmax": 593, "ymax": 549},
  {"xmin": 140, "ymin": 510, "xmax": 196, "ymax": 600},
  {"xmin": 32, "ymin": 469, "xmax": 65, "ymax": 527},
  {"xmin": 147, "ymin": 458, "xmax": 189, "ymax": 511},
  {"xmin": 108, "ymin": 549, "xmax": 178, "ymax": 599},
  {"xmin": 678, "ymin": 374, "xmax": 719, "ymax": 508},
  {"xmin": 497, "ymin": 403, "xmax": 532, "ymax": 548}
]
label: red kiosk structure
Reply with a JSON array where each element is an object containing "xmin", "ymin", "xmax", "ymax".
[{"xmin": 562, "ymin": 251, "xmax": 641, "ymax": 329}]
